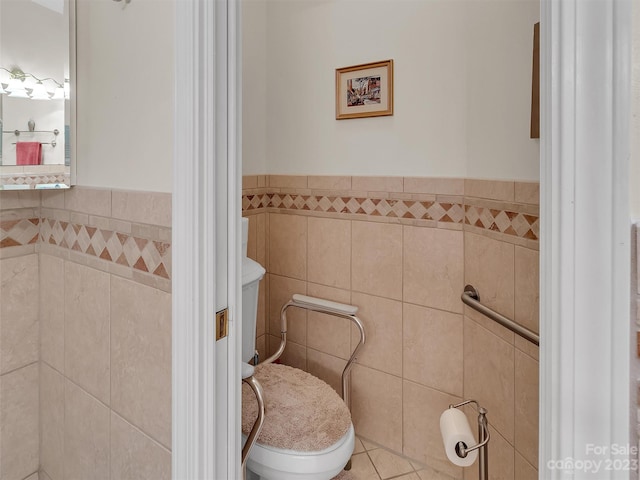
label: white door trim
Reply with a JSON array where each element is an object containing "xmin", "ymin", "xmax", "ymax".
[
  {"xmin": 173, "ymin": 0, "xmax": 239, "ymax": 478},
  {"xmin": 172, "ymin": 0, "xmax": 217, "ymax": 477},
  {"xmin": 227, "ymin": 0, "xmax": 243, "ymax": 477},
  {"xmin": 540, "ymin": 0, "xmax": 632, "ymax": 477}
]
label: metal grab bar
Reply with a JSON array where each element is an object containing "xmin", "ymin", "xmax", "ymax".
[
  {"xmin": 262, "ymin": 294, "xmax": 365, "ymax": 411},
  {"xmin": 461, "ymin": 285, "xmax": 540, "ymax": 346}
]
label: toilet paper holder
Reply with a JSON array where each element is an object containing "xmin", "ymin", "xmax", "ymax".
[{"xmin": 448, "ymin": 399, "xmax": 490, "ymax": 480}]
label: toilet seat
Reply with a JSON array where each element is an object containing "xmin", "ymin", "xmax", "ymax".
[
  {"xmin": 242, "ymin": 363, "xmax": 352, "ymax": 452},
  {"xmin": 238, "ymin": 270, "xmax": 365, "ymax": 480},
  {"xmin": 242, "ymin": 363, "xmax": 354, "ymax": 480},
  {"xmin": 245, "ymin": 424, "xmax": 355, "ymax": 480}
]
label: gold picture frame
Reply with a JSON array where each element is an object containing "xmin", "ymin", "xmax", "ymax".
[{"xmin": 335, "ymin": 59, "xmax": 394, "ymax": 120}]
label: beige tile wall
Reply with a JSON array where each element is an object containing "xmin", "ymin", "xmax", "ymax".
[
  {"xmin": 38, "ymin": 187, "xmax": 172, "ymax": 480},
  {"xmin": 1, "ymin": 191, "xmax": 41, "ymax": 480},
  {"xmin": 243, "ymin": 175, "xmax": 540, "ymax": 479},
  {"xmin": 1, "ymin": 177, "xmax": 537, "ymax": 480},
  {"xmin": 0, "ymin": 187, "xmax": 172, "ymax": 480}
]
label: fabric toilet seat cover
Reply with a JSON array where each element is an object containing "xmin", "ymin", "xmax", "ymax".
[{"xmin": 242, "ymin": 363, "xmax": 352, "ymax": 452}]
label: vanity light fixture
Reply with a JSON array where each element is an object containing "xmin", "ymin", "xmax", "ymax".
[
  {"xmin": 2, "ymin": 67, "xmax": 29, "ymax": 98},
  {"xmin": 0, "ymin": 67, "xmax": 67, "ymax": 100}
]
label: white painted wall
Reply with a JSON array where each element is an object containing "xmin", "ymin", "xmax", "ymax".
[
  {"xmin": 243, "ymin": 0, "xmax": 539, "ymax": 180},
  {"xmin": 76, "ymin": 0, "xmax": 174, "ymax": 193},
  {"xmin": 242, "ymin": 0, "xmax": 268, "ymax": 176},
  {"xmin": 631, "ymin": 0, "xmax": 640, "ymax": 219},
  {"xmin": 465, "ymin": 0, "xmax": 540, "ymax": 181},
  {"xmin": 263, "ymin": 0, "xmax": 469, "ymax": 178},
  {"xmin": 72, "ymin": 0, "xmax": 541, "ymax": 187}
]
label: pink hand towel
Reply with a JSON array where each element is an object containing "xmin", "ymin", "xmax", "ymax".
[{"xmin": 16, "ymin": 142, "xmax": 42, "ymax": 166}]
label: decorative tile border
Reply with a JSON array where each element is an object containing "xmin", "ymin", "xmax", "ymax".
[
  {"xmin": 243, "ymin": 192, "xmax": 465, "ymax": 223},
  {"xmin": 39, "ymin": 216, "xmax": 171, "ymax": 280},
  {"xmin": 1, "ymin": 207, "xmax": 172, "ymax": 283},
  {"xmin": 1, "ymin": 173, "xmax": 70, "ymax": 188},
  {"xmin": 0, "ymin": 217, "xmax": 40, "ymax": 248},
  {"xmin": 2, "ymin": 177, "xmax": 538, "ymax": 280},
  {"xmin": 242, "ymin": 185, "xmax": 540, "ymax": 242},
  {"xmin": 243, "ymin": 192, "xmax": 272, "ymax": 212},
  {"xmin": 465, "ymin": 204, "xmax": 539, "ymax": 240}
]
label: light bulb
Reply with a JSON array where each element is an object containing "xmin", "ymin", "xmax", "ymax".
[
  {"xmin": 30, "ymin": 82, "xmax": 51, "ymax": 100},
  {"xmin": 51, "ymin": 86, "xmax": 65, "ymax": 100},
  {"xmin": 7, "ymin": 77, "xmax": 28, "ymax": 98}
]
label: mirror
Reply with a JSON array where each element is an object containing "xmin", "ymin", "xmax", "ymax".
[{"xmin": 0, "ymin": 0, "xmax": 75, "ymax": 190}]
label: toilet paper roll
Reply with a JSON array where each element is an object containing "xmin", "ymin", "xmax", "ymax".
[{"xmin": 439, "ymin": 408, "xmax": 478, "ymax": 467}]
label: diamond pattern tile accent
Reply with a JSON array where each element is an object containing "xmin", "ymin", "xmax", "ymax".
[
  {"xmin": 1, "ymin": 173, "xmax": 69, "ymax": 187},
  {"xmin": 37, "ymin": 216, "xmax": 171, "ymax": 280},
  {"xmin": 241, "ymin": 190, "xmax": 539, "ymax": 241},
  {"xmin": 0, "ymin": 217, "xmax": 39, "ymax": 247},
  {"xmin": 243, "ymin": 193, "xmax": 271, "ymax": 211},
  {"xmin": 242, "ymin": 192, "xmax": 465, "ymax": 223},
  {"xmin": 3, "ymin": 180, "xmax": 536, "ymax": 279},
  {"xmin": 464, "ymin": 205, "xmax": 539, "ymax": 241}
]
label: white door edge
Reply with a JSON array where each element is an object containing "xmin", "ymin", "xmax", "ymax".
[
  {"xmin": 540, "ymin": 0, "xmax": 633, "ymax": 478},
  {"xmin": 228, "ymin": 0, "xmax": 242, "ymax": 477},
  {"xmin": 173, "ymin": 0, "xmax": 239, "ymax": 478}
]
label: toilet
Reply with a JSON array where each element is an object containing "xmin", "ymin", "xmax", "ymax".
[{"xmin": 240, "ymin": 217, "xmax": 357, "ymax": 480}]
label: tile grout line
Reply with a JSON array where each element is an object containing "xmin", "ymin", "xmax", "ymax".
[
  {"xmin": 356, "ymin": 435, "xmax": 431, "ymax": 480},
  {"xmin": 364, "ymin": 447, "xmax": 383, "ymax": 480},
  {"xmin": 0, "ymin": 360, "xmax": 39, "ymax": 378}
]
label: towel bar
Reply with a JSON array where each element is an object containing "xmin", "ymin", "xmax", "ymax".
[
  {"xmin": 4, "ymin": 129, "xmax": 60, "ymax": 136},
  {"xmin": 11, "ymin": 142, "xmax": 56, "ymax": 147},
  {"xmin": 6, "ymin": 129, "xmax": 59, "ymax": 148}
]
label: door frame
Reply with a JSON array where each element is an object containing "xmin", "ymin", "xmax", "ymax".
[
  {"xmin": 172, "ymin": 0, "xmax": 635, "ymax": 477},
  {"xmin": 539, "ymin": 0, "xmax": 632, "ymax": 477},
  {"xmin": 172, "ymin": 0, "xmax": 241, "ymax": 478}
]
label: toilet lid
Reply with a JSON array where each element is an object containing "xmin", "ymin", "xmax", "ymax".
[{"xmin": 242, "ymin": 363, "xmax": 352, "ymax": 452}]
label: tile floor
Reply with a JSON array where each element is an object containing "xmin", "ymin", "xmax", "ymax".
[{"xmin": 345, "ymin": 436, "xmax": 457, "ymax": 480}]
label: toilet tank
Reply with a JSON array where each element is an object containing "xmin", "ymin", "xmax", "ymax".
[
  {"xmin": 241, "ymin": 218, "xmax": 265, "ymax": 363},
  {"xmin": 242, "ymin": 215, "xmax": 249, "ymax": 257}
]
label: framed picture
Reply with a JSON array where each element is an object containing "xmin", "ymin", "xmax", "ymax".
[{"xmin": 335, "ymin": 59, "xmax": 393, "ymax": 120}]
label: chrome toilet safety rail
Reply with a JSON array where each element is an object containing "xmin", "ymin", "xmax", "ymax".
[
  {"xmin": 241, "ymin": 364, "xmax": 266, "ymax": 473},
  {"xmin": 461, "ymin": 285, "xmax": 540, "ymax": 346},
  {"xmin": 263, "ymin": 293, "xmax": 366, "ymax": 411},
  {"xmin": 448, "ymin": 400, "xmax": 490, "ymax": 480}
]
